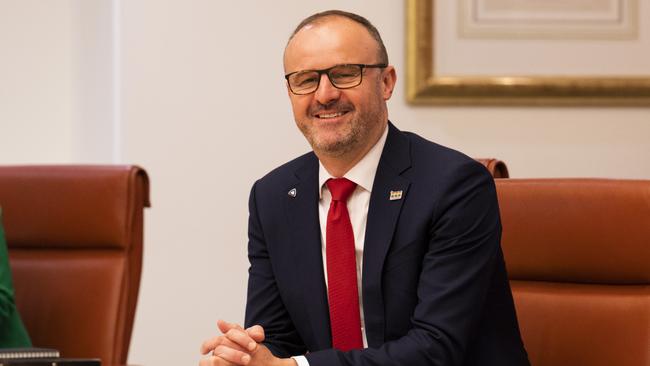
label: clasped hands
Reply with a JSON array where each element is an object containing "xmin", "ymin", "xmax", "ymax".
[{"xmin": 199, "ymin": 320, "xmax": 297, "ymax": 366}]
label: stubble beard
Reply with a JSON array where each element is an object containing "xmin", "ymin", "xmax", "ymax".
[{"xmin": 298, "ymin": 96, "xmax": 385, "ymax": 159}]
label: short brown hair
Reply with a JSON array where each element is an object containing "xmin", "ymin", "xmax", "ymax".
[{"xmin": 287, "ymin": 10, "xmax": 389, "ymax": 64}]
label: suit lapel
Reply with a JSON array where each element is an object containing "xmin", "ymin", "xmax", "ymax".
[
  {"xmin": 362, "ymin": 123, "xmax": 411, "ymax": 347},
  {"xmin": 285, "ymin": 153, "xmax": 332, "ymax": 350}
]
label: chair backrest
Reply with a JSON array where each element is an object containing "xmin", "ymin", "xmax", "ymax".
[
  {"xmin": 0, "ymin": 165, "xmax": 150, "ymax": 366},
  {"xmin": 496, "ymin": 179, "xmax": 650, "ymax": 366},
  {"xmin": 475, "ymin": 158, "xmax": 509, "ymax": 178}
]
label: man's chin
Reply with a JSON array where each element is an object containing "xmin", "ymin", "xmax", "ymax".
[{"xmin": 311, "ymin": 138, "xmax": 356, "ymax": 157}]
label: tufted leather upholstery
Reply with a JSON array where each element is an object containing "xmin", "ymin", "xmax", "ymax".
[
  {"xmin": 0, "ymin": 165, "xmax": 150, "ymax": 366},
  {"xmin": 496, "ymin": 179, "xmax": 650, "ymax": 366}
]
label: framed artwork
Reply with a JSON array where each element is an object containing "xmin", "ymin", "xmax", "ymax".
[
  {"xmin": 405, "ymin": 0, "xmax": 650, "ymax": 105},
  {"xmin": 459, "ymin": 0, "xmax": 638, "ymax": 39}
]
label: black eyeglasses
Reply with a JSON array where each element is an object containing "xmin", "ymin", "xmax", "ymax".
[{"xmin": 285, "ymin": 63, "xmax": 387, "ymax": 95}]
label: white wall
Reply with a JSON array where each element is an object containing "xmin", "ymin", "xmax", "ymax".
[
  {"xmin": 1, "ymin": 1, "xmax": 650, "ymax": 365},
  {"xmin": 0, "ymin": 0, "xmax": 115, "ymax": 164},
  {"xmin": 1, "ymin": 0, "xmax": 78, "ymax": 163}
]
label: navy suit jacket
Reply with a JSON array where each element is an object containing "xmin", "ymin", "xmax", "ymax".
[{"xmin": 244, "ymin": 123, "xmax": 530, "ymax": 366}]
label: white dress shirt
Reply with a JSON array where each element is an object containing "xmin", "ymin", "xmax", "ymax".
[{"xmin": 293, "ymin": 125, "xmax": 388, "ymax": 366}]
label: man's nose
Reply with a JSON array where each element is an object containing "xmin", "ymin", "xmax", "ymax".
[{"xmin": 314, "ymin": 73, "xmax": 341, "ymax": 105}]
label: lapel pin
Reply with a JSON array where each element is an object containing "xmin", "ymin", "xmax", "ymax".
[
  {"xmin": 288, "ymin": 188, "xmax": 297, "ymax": 198},
  {"xmin": 389, "ymin": 190, "xmax": 403, "ymax": 201}
]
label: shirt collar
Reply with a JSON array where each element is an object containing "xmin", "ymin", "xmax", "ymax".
[{"xmin": 318, "ymin": 125, "xmax": 389, "ymax": 198}]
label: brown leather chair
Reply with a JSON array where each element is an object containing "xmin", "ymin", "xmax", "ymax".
[
  {"xmin": 475, "ymin": 158, "xmax": 509, "ymax": 178},
  {"xmin": 0, "ymin": 165, "xmax": 150, "ymax": 366},
  {"xmin": 496, "ymin": 179, "xmax": 650, "ymax": 366}
]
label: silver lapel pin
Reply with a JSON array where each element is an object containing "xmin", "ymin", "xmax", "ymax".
[{"xmin": 288, "ymin": 188, "xmax": 297, "ymax": 198}]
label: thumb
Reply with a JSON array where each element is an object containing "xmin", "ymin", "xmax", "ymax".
[{"xmin": 246, "ymin": 325, "xmax": 265, "ymax": 343}]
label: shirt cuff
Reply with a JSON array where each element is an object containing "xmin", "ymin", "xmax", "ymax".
[{"xmin": 292, "ymin": 355, "xmax": 310, "ymax": 366}]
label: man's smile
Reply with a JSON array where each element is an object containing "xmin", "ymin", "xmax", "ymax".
[
  {"xmin": 316, "ymin": 111, "xmax": 346, "ymax": 119},
  {"xmin": 314, "ymin": 111, "xmax": 348, "ymax": 120}
]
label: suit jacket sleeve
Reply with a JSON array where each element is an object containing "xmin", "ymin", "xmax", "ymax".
[
  {"xmin": 244, "ymin": 181, "xmax": 307, "ymax": 357},
  {"xmin": 306, "ymin": 161, "xmax": 503, "ymax": 366}
]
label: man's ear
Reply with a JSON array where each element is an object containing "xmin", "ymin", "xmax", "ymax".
[{"xmin": 381, "ymin": 66, "xmax": 397, "ymax": 100}]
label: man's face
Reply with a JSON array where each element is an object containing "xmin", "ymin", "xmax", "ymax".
[{"xmin": 283, "ymin": 17, "xmax": 396, "ymax": 158}]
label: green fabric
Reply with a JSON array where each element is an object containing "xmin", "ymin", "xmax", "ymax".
[{"xmin": 0, "ymin": 208, "xmax": 31, "ymax": 347}]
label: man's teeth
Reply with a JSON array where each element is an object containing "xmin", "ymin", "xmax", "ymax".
[{"xmin": 318, "ymin": 112, "xmax": 344, "ymax": 119}]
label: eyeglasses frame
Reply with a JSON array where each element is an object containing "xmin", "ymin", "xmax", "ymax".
[{"xmin": 284, "ymin": 63, "xmax": 388, "ymax": 95}]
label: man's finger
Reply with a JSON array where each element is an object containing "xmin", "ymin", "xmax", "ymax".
[
  {"xmin": 245, "ymin": 325, "xmax": 265, "ymax": 343},
  {"xmin": 213, "ymin": 345, "xmax": 251, "ymax": 366},
  {"xmin": 217, "ymin": 319, "xmax": 244, "ymax": 334},
  {"xmin": 199, "ymin": 355, "xmax": 234, "ymax": 366},
  {"xmin": 225, "ymin": 328, "xmax": 258, "ymax": 352},
  {"xmin": 200, "ymin": 335, "xmax": 248, "ymax": 354},
  {"xmin": 200, "ymin": 335, "xmax": 223, "ymax": 354}
]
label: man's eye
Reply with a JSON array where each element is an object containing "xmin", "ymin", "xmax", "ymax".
[
  {"xmin": 332, "ymin": 72, "xmax": 356, "ymax": 79},
  {"xmin": 296, "ymin": 77, "xmax": 317, "ymax": 86}
]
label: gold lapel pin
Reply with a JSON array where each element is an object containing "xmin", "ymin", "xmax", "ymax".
[{"xmin": 389, "ymin": 190, "xmax": 403, "ymax": 201}]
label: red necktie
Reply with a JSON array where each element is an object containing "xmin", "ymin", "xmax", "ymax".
[{"xmin": 325, "ymin": 178, "xmax": 363, "ymax": 351}]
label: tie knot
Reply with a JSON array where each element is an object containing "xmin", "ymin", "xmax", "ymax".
[{"xmin": 326, "ymin": 178, "xmax": 357, "ymax": 202}]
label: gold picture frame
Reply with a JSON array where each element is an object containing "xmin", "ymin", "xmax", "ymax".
[{"xmin": 405, "ymin": 0, "xmax": 650, "ymax": 105}]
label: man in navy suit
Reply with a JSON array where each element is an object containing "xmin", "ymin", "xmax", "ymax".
[{"xmin": 200, "ymin": 10, "xmax": 529, "ymax": 366}]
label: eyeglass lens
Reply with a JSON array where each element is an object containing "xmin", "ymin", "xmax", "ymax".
[{"xmin": 289, "ymin": 65, "xmax": 362, "ymax": 94}]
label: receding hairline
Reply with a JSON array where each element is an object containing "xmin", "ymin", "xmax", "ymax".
[{"xmin": 284, "ymin": 10, "xmax": 389, "ymax": 65}]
